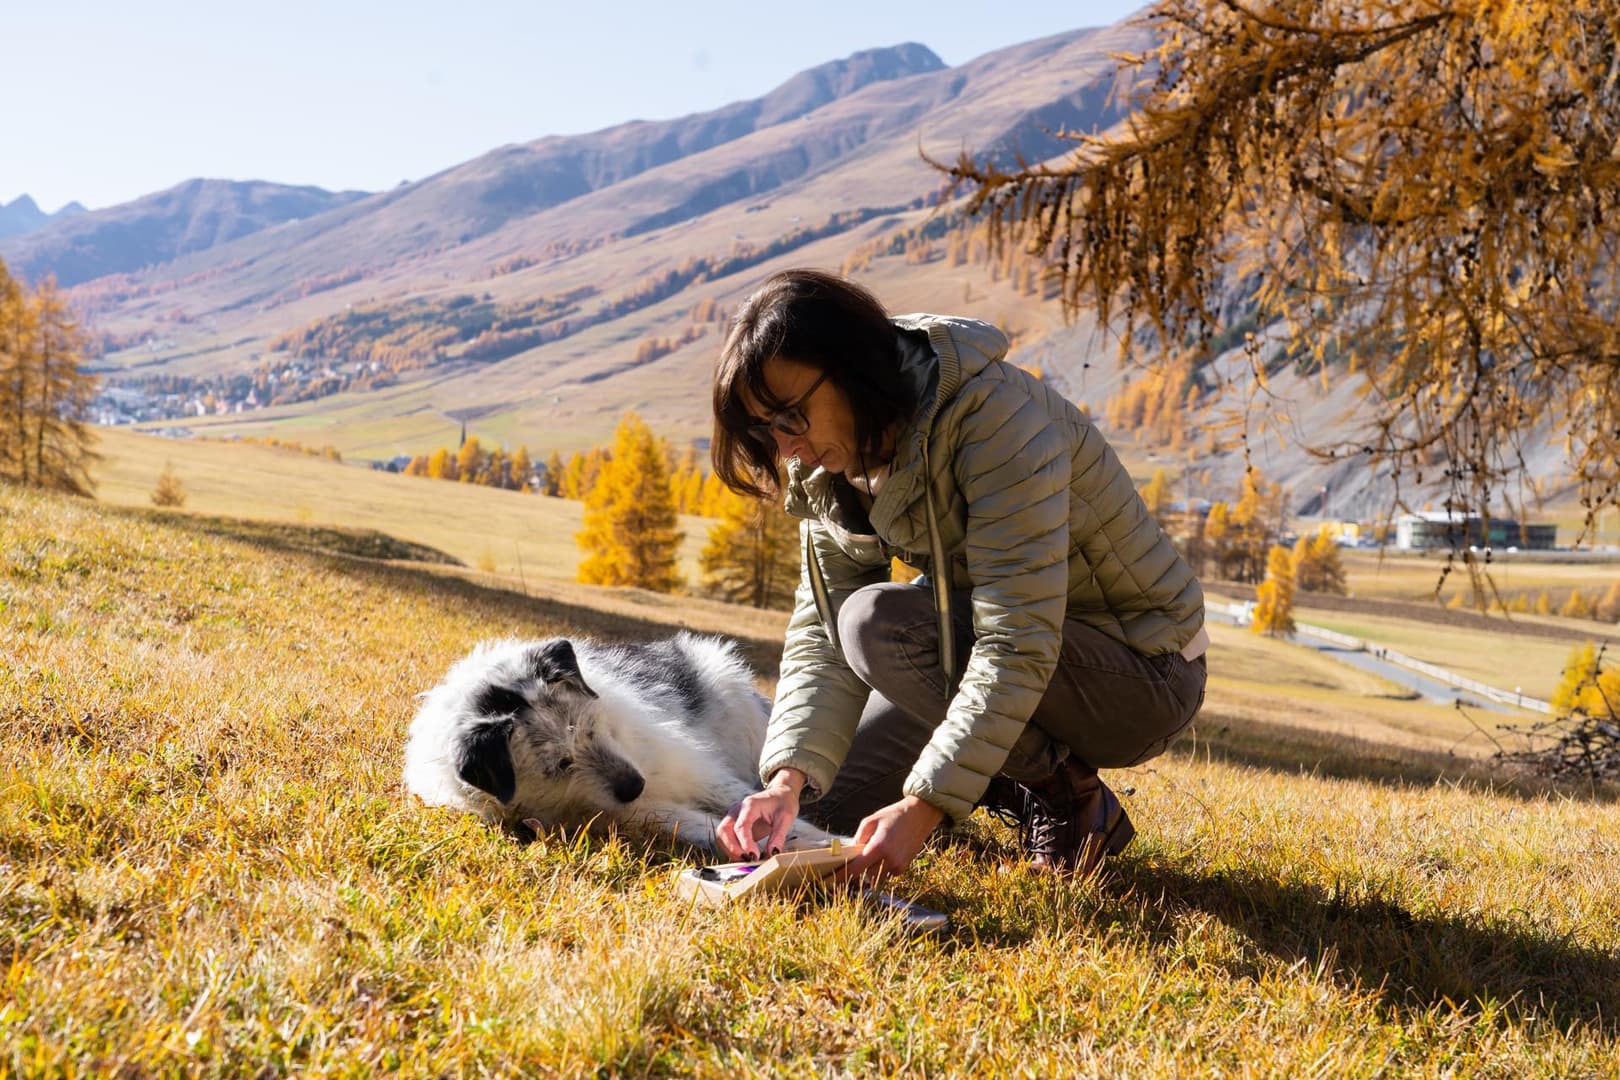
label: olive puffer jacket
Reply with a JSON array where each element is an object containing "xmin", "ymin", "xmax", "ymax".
[{"xmin": 759, "ymin": 314, "xmax": 1205, "ymax": 821}]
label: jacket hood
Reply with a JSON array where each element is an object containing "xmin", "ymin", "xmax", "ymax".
[{"xmin": 890, "ymin": 313, "xmax": 1011, "ymax": 433}]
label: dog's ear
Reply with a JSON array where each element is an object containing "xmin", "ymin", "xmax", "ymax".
[
  {"xmin": 473, "ymin": 683, "xmax": 528, "ymax": 719},
  {"xmin": 527, "ymin": 640, "xmax": 598, "ymax": 699},
  {"xmin": 456, "ymin": 719, "xmax": 516, "ymax": 803}
]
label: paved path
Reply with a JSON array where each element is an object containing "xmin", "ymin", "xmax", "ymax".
[{"xmin": 1207, "ymin": 607, "xmax": 1526, "ymax": 716}]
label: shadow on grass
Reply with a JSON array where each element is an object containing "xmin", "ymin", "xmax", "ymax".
[
  {"xmin": 359, "ymin": 559, "xmax": 788, "ymax": 679},
  {"xmin": 109, "ymin": 503, "xmax": 464, "ymax": 565},
  {"xmin": 1110, "ymin": 858, "xmax": 1620, "ymax": 1035},
  {"xmin": 1174, "ymin": 710, "xmax": 1620, "ymax": 805},
  {"xmin": 136, "ymin": 506, "xmax": 791, "ymax": 678}
]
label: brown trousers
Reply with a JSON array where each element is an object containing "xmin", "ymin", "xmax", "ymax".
[{"xmin": 806, "ymin": 582, "xmax": 1206, "ymax": 833}]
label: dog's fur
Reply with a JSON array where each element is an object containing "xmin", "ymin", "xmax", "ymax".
[{"xmin": 403, "ymin": 633, "xmax": 834, "ymax": 851}]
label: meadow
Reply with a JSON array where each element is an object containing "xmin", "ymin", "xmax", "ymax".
[
  {"xmin": 4, "ymin": 482, "xmax": 1618, "ymax": 1076},
  {"xmin": 1336, "ymin": 548, "xmax": 1620, "ymax": 607},
  {"xmin": 90, "ymin": 425, "xmax": 714, "ymax": 585}
]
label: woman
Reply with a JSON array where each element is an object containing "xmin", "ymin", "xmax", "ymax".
[{"xmin": 711, "ymin": 269, "xmax": 1208, "ymax": 879}]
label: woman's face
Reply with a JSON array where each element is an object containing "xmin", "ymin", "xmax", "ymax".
[{"xmin": 743, "ymin": 356, "xmax": 860, "ymax": 475}]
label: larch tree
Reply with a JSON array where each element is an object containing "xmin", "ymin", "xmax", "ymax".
[
  {"xmin": 0, "ymin": 268, "xmax": 98, "ymax": 494},
  {"xmin": 1140, "ymin": 466, "xmax": 1174, "ymax": 519},
  {"xmin": 944, "ymin": 0, "xmax": 1620, "ymax": 546},
  {"xmin": 1251, "ymin": 544, "xmax": 1297, "ymax": 637},
  {"xmin": 699, "ymin": 486, "xmax": 801, "ymax": 609},
  {"xmin": 481, "ymin": 446, "xmax": 505, "ymax": 487},
  {"xmin": 1597, "ymin": 580, "xmax": 1620, "ymax": 623},
  {"xmin": 581, "ymin": 447, "xmax": 609, "ymax": 498},
  {"xmin": 1221, "ymin": 468, "xmax": 1284, "ymax": 583},
  {"xmin": 577, "ymin": 412, "xmax": 684, "ymax": 592},
  {"xmin": 0, "ymin": 262, "xmax": 36, "ymax": 482},
  {"xmin": 1560, "ymin": 589, "xmax": 1595, "ymax": 620},
  {"xmin": 542, "ymin": 449, "xmax": 564, "ymax": 496},
  {"xmin": 560, "ymin": 451, "xmax": 587, "ymax": 499},
  {"xmin": 1293, "ymin": 525, "xmax": 1348, "ymax": 594},
  {"xmin": 508, "ymin": 445, "xmax": 532, "ymax": 490},
  {"xmin": 698, "ymin": 472, "xmax": 729, "ymax": 517},
  {"xmin": 1552, "ymin": 642, "xmax": 1618, "ymax": 719},
  {"xmin": 455, "ymin": 436, "xmax": 484, "ymax": 484},
  {"xmin": 426, "ymin": 447, "xmax": 455, "ymax": 480},
  {"xmin": 150, "ymin": 462, "xmax": 186, "ymax": 507}
]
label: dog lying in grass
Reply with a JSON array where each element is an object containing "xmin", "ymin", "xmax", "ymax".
[{"xmin": 404, "ymin": 633, "xmax": 836, "ymax": 851}]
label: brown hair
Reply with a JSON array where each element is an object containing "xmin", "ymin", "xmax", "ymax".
[{"xmin": 712, "ymin": 268, "xmax": 915, "ymax": 498}]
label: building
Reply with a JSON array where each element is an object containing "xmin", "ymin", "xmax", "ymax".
[{"xmin": 1394, "ymin": 511, "xmax": 1558, "ymax": 550}]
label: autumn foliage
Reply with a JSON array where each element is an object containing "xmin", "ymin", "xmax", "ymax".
[
  {"xmin": 1251, "ymin": 545, "xmax": 1297, "ymax": 638},
  {"xmin": 150, "ymin": 462, "xmax": 186, "ymax": 508},
  {"xmin": 0, "ymin": 261, "xmax": 98, "ymax": 495},
  {"xmin": 946, "ymin": 0, "xmax": 1620, "ymax": 541},
  {"xmin": 1292, "ymin": 526, "xmax": 1348, "ymax": 596},
  {"xmin": 576, "ymin": 413, "xmax": 684, "ymax": 593},
  {"xmin": 1552, "ymin": 643, "xmax": 1619, "ymax": 721},
  {"xmin": 699, "ymin": 487, "xmax": 800, "ymax": 610}
]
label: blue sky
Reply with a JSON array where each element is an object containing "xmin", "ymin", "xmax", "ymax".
[{"xmin": 4, "ymin": 1, "xmax": 1146, "ymax": 212}]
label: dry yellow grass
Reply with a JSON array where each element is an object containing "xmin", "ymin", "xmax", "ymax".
[
  {"xmin": 90, "ymin": 425, "xmax": 715, "ymax": 584},
  {"xmin": 4, "ymin": 484, "xmax": 1618, "ymax": 1076},
  {"xmin": 1340, "ymin": 548, "xmax": 1620, "ymax": 604}
]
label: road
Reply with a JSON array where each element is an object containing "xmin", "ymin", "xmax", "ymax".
[{"xmin": 1206, "ymin": 607, "xmax": 1528, "ymax": 716}]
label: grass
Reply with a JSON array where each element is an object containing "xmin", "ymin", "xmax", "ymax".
[
  {"xmin": 90, "ymin": 425, "xmax": 716, "ymax": 584},
  {"xmin": 4, "ymin": 484, "xmax": 1619, "ymax": 1075},
  {"xmin": 1289, "ymin": 611, "xmax": 1577, "ymax": 703},
  {"xmin": 1339, "ymin": 548, "xmax": 1620, "ymax": 604}
]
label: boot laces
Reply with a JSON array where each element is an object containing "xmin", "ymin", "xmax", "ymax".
[{"xmin": 1020, "ymin": 785, "xmax": 1079, "ymax": 862}]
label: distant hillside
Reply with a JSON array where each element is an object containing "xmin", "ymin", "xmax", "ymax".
[
  {"xmin": 53, "ymin": 15, "xmax": 1545, "ymax": 519},
  {"xmin": 0, "ymin": 179, "xmax": 370, "ymax": 286},
  {"xmin": 65, "ymin": 25, "xmax": 1131, "ymax": 346},
  {"xmin": 0, "ymin": 194, "xmax": 85, "ymax": 242},
  {"xmin": 431, "ymin": 41, "xmax": 949, "ymax": 239},
  {"xmin": 4, "ymin": 44, "xmax": 945, "ymax": 294}
]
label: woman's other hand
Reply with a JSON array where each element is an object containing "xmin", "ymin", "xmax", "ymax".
[
  {"xmin": 835, "ymin": 795, "xmax": 944, "ymax": 883},
  {"xmin": 717, "ymin": 767, "xmax": 806, "ymax": 859}
]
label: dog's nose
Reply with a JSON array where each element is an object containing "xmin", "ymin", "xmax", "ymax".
[{"xmin": 613, "ymin": 773, "xmax": 645, "ymax": 803}]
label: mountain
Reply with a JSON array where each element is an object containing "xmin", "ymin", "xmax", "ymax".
[
  {"xmin": 25, "ymin": 24, "xmax": 1152, "ymax": 452},
  {"xmin": 433, "ymin": 41, "xmax": 950, "ymax": 237},
  {"xmin": 0, "ymin": 195, "xmax": 85, "ymax": 243},
  {"xmin": 0, "ymin": 196, "xmax": 49, "ymax": 241},
  {"xmin": 1, "ymin": 44, "xmax": 945, "ymax": 292},
  {"xmin": 54, "ymin": 29, "xmax": 1132, "ymax": 310},
  {"xmin": 35, "ymin": 17, "xmax": 1486, "ymax": 519},
  {"xmin": 0, "ymin": 179, "xmax": 370, "ymax": 287}
]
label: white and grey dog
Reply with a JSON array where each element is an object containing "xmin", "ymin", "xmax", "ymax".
[{"xmin": 403, "ymin": 633, "xmax": 834, "ymax": 851}]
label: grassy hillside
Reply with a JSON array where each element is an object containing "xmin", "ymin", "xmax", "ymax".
[
  {"xmin": 1339, "ymin": 548, "xmax": 1620, "ymax": 602},
  {"xmin": 91, "ymin": 426, "xmax": 714, "ymax": 585},
  {"xmin": 4, "ymin": 484, "xmax": 1617, "ymax": 1074}
]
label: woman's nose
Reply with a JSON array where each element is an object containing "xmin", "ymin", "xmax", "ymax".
[{"xmin": 772, "ymin": 429, "xmax": 802, "ymax": 457}]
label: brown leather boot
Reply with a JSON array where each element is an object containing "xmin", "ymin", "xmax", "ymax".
[{"xmin": 1016, "ymin": 759, "xmax": 1135, "ymax": 876}]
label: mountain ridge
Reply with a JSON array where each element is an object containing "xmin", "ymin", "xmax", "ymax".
[
  {"xmin": 0, "ymin": 42, "xmax": 948, "ymax": 290},
  {"xmin": 0, "ymin": 179, "xmax": 371, "ymax": 287},
  {"xmin": 0, "ymin": 194, "xmax": 86, "ymax": 243}
]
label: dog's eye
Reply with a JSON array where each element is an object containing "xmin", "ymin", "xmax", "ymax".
[{"xmin": 556, "ymin": 757, "xmax": 573, "ymax": 773}]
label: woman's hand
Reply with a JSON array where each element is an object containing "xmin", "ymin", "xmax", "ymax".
[
  {"xmin": 716, "ymin": 768, "xmax": 806, "ymax": 859},
  {"xmin": 835, "ymin": 795, "xmax": 944, "ymax": 883}
]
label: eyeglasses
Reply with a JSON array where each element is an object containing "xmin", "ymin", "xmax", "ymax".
[{"xmin": 743, "ymin": 370, "xmax": 828, "ymax": 449}]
